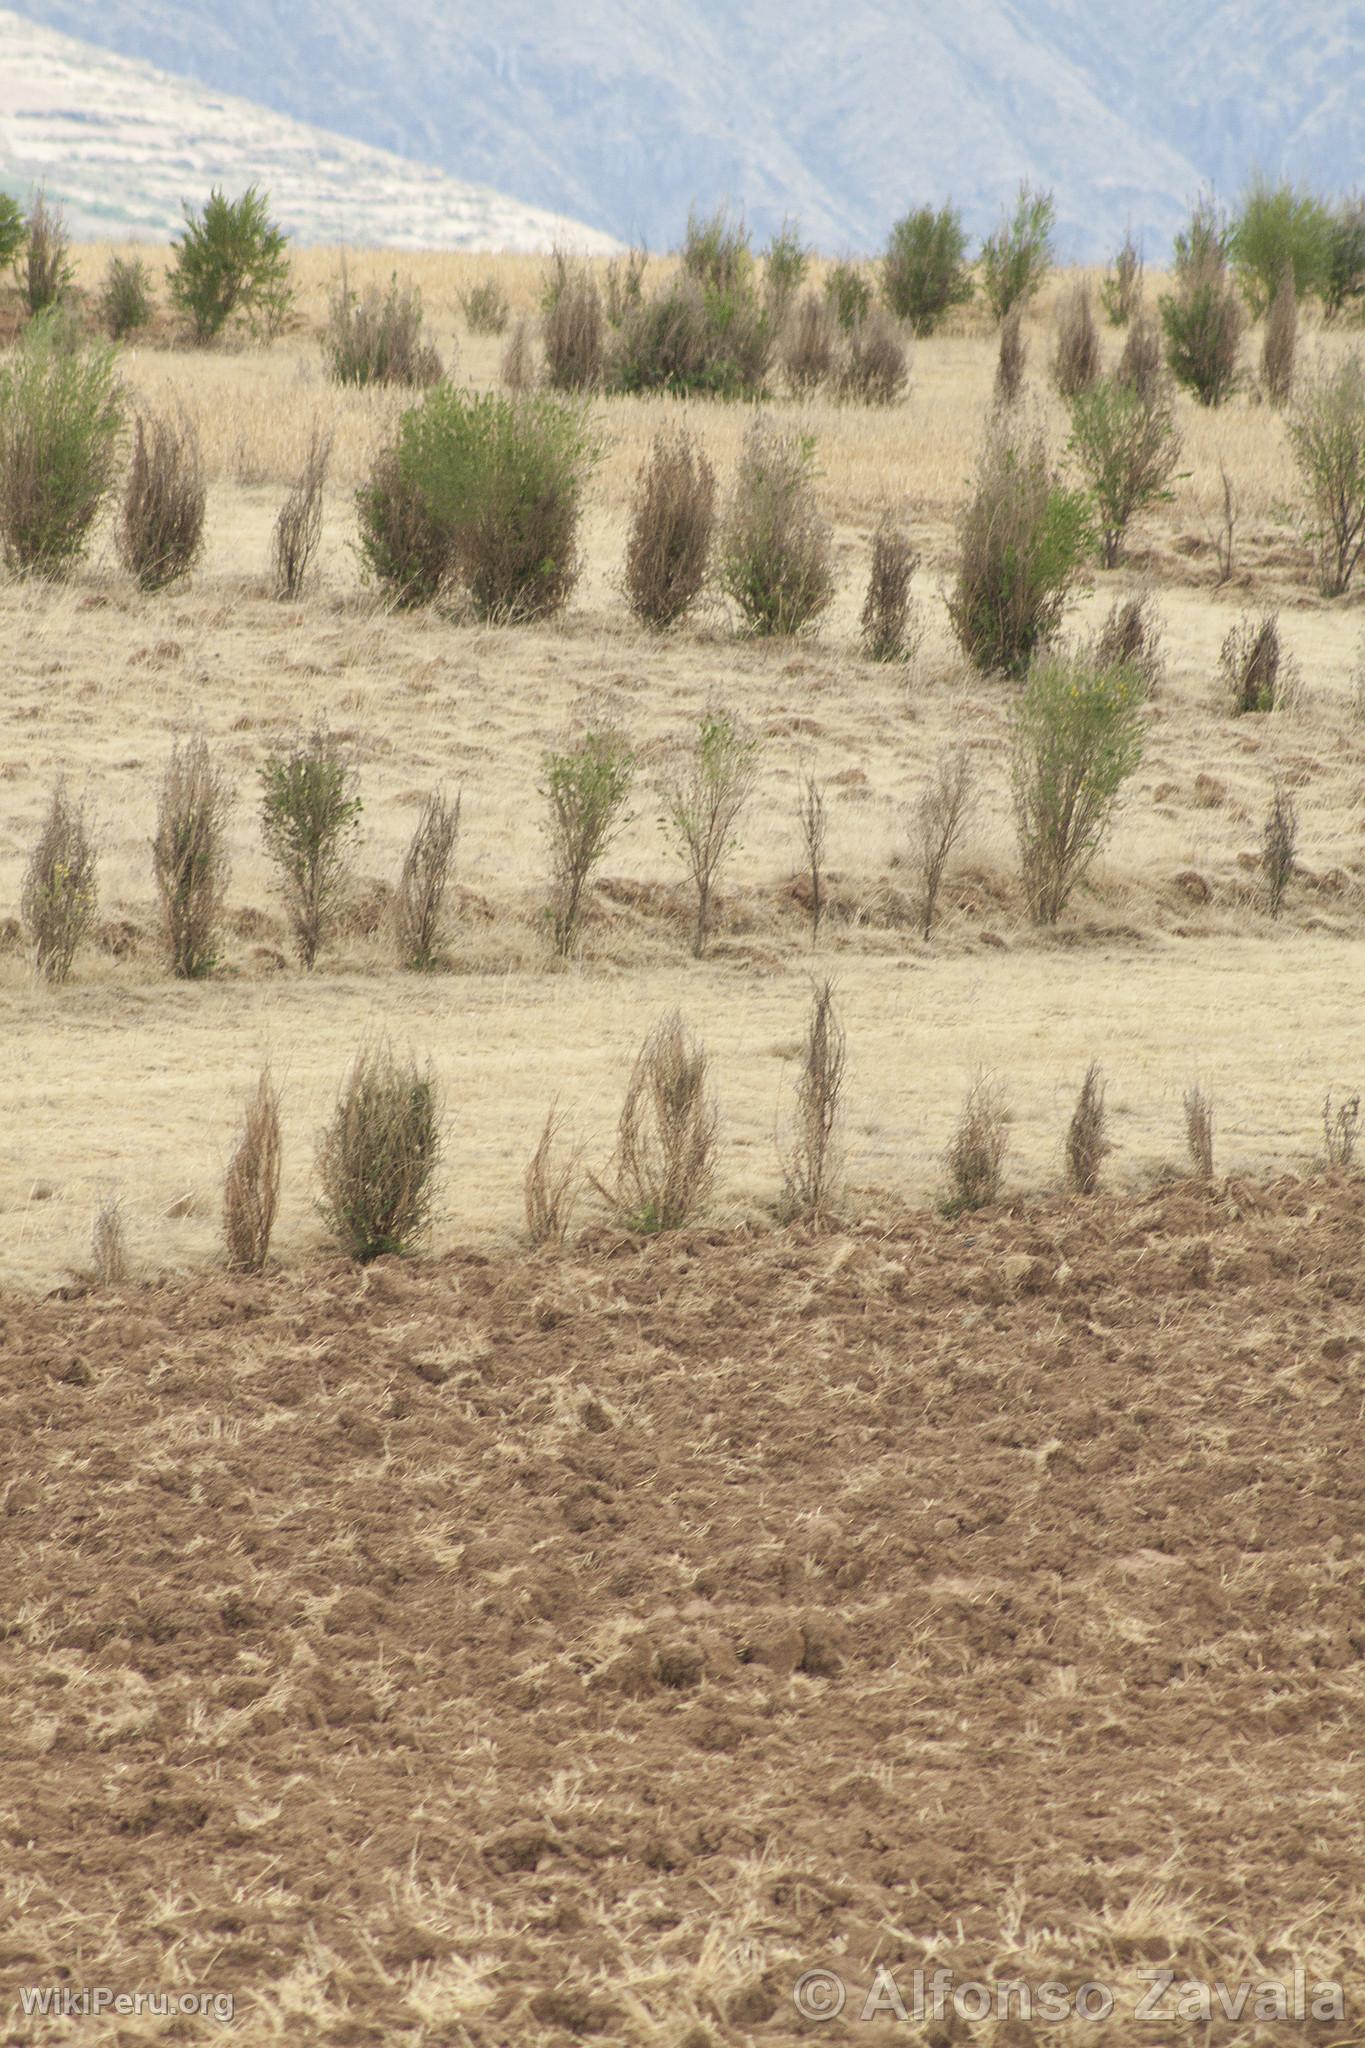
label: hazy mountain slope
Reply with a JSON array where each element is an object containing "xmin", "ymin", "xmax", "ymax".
[
  {"xmin": 4, "ymin": 0, "xmax": 1361, "ymax": 256},
  {"xmin": 0, "ymin": 7, "xmax": 619, "ymax": 248}
]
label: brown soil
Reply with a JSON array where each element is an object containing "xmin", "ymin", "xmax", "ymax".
[{"xmin": 3, "ymin": 1179, "xmax": 1364, "ymax": 2044}]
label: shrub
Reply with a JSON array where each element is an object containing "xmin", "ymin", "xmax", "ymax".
[
  {"xmin": 21, "ymin": 780, "xmax": 97, "ymax": 983},
  {"xmin": 395, "ymin": 788, "xmax": 460, "ymax": 970},
  {"xmin": 354, "ymin": 443, "xmax": 452, "ymax": 608},
  {"xmin": 393, "ymin": 384, "xmax": 598, "ymax": 620},
  {"xmin": 837, "ymin": 311, "xmax": 909, "ymax": 405},
  {"xmin": 1261, "ymin": 776, "xmax": 1298, "ymax": 918},
  {"xmin": 271, "ymin": 423, "xmax": 331, "ymax": 600},
  {"xmin": 1174, "ymin": 193, "xmax": 1230, "ymax": 277},
  {"xmin": 1065, "ymin": 1061, "xmax": 1109, "ymax": 1195},
  {"xmin": 1051, "ymin": 282, "xmax": 1100, "ymax": 399},
  {"xmin": 1160, "ymin": 230, "xmax": 1244, "ymax": 407},
  {"xmin": 860, "ymin": 513, "xmax": 921, "ymax": 663},
  {"xmin": 541, "ymin": 719, "xmax": 635, "ymax": 957},
  {"xmin": 1092, "ymin": 592, "xmax": 1165, "ymax": 694},
  {"xmin": 947, "ymin": 424, "xmax": 1091, "ymax": 676},
  {"xmin": 783, "ymin": 291, "xmax": 837, "ymax": 394},
  {"xmin": 1219, "ymin": 611, "xmax": 1302, "ymax": 715},
  {"xmin": 604, "ymin": 247, "xmax": 648, "ymax": 326},
  {"xmin": 118, "ymin": 411, "xmax": 207, "ymax": 592},
  {"xmin": 151, "ymin": 737, "xmax": 233, "ymax": 979},
  {"xmin": 1325, "ymin": 196, "xmax": 1365, "ymax": 322},
  {"xmin": 717, "ymin": 421, "xmax": 834, "ymax": 637},
  {"xmin": 1100, "ymin": 229, "xmax": 1143, "ymax": 327},
  {"xmin": 541, "ymin": 252, "xmax": 606, "ymax": 391},
  {"xmin": 980, "ymin": 184, "xmax": 1055, "ymax": 321},
  {"xmin": 681, "ymin": 206, "xmax": 752, "ymax": 295},
  {"xmin": 624, "ymin": 427, "xmax": 716, "ymax": 631},
  {"xmin": 763, "ymin": 218, "xmax": 809, "ymax": 318},
  {"xmin": 778, "ymin": 979, "xmax": 846, "ymax": 1224},
  {"xmin": 97, "ymin": 256, "xmax": 155, "ymax": 341},
  {"xmin": 943, "ymin": 1072, "xmax": 1009, "ymax": 1214},
  {"xmin": 223, "ymin": 1066, "xmax": 282, "ymax": 1273},
  {"xmin": 460, "ymin": 276, "xmax": 510, "ymax": 335},
  {"xmin": 1322, "ymin": 1090, "xmax": 1361, "ymax": 1171},
  {"xmin": 661, "ymin": 709, "xmax": 760, "ymax": 957},
  {"xmin": 1066, "ymin": 376, "xmax": 1181, "ymax": 568},
  {"xmin": 168, "ymin": 185, "xmax": 292, "ymax": 344},
  {"xmin": 524, "ymin": 1103, "xmax": 581, "ymax": 1247},
  {"xmin": 1010, "ymin": 648, "xmax": 1147, "ymax": 925},
  {"xmin": 259, "ymin": 722, "xmax": 362, "ymax": 969},
  {"xmin": 1229, "ymin": 174, "xmax": 1334, "ymax": 316},
  {"xmin": 323, "ymin": 269, "xmax": 441, "ymax": 388},
  {"xmin": 91, "ymin": 1192, "xmax": 128, "ymax": 1286},
  {"xmin": 0, "ymin": 193, "xmax": 25, "ymax": 270},
  {"xmin": 499, "ymin": 316, "xmax": 536, "ymax": 392},
  {"xmin": 594, "ymin": 1011, "xmax": 718, "ymax": 1233},
  {"xmin": 910, "ymin": 742, "xmax": 975, "ymax": 941},
  {"xmin": 881, "ymin": 204, "xmax": 973, "ymax": 335},
  {"xmin": 824, "ymin": 260, "xmax": 873, "ymax": 332},
  {"xmin": 18, "ymin": 189, "xmax": 72, "ymax": 317},
  {"xmin": 610, "ymin": 274, "xmax": 772, "ymax": 399},
  {"xmin": 1286, "ymin": 353, "xmax": 1365, "ymax": 595},
  {"xmin": 1262, "ymin": 267, "xmax": 1297, "ymax": 408},
  {"xmin": 1184, "ymin": 1084, "xmax": 1215, "ymax": 1179},
  {"xmin": 795, "ymin": 768, "xmax": 828, "ymax": 942},
  {"xmin": 994, "ymin": 304, "xmax": 1027, "ymax": 407},
  {"xmin": 0, "ymin": 313, "xmax": 124, "ymax": 578},
  {"xmin": 1116, "ymin": 310, "xmax": 1163, "ymax": 406},
  {"xmin": 316, "ymin": 1040, "xmax": 441, "ymax": 1261}
]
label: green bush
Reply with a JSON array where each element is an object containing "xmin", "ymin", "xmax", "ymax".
[
  {"xmin": 1066, "ymin": 376, "xmax": 1181, "ymax": 568},
  {"xmin": 681, "ymin": 206, "xmax": 753, "ymax": 296},
  {"xmin": 316, "ymin": 1041, "xmax": 441, "ymax": 1261},
  {"xmin": 18, "ymin": 190, "xmax": 72, "ymax": 317},
  {"xmin": 881, "ymin": 204, "xmax": 973, "ymax": 335},
  {"xmin": 97, "ymin": 256, "xmax": 155, "ymax": 341},
  {"xmin": 981, "ymin": 184, "xmax": 1055, "ymax": 321},
  {"xmin": 947, "ymin": 425, "xmax": 1091, "ymax": 676},
  {"xmin": 823, "ymin": 260, "xmax": 873, "ymax": 332},
  {"xmin": 1160, "ymin": 235, "xmax": 1244, "ymax": 407},
  {"xmin": 541, "ymin": 720, "xmax": 636, "ymax": 957},
  {"xmin": 610, "ymin": 273, "xmax": 772, "ymax": 399},
  {"xmin": 168, "ymin": 186, "xmax": 292, "ymax": 344},
  {"xmin": 259, "ymin": 724, "xmax": 363, "ymax": 969},
  {"xmin": 392, "ymin": 384, "xmax": 599, "ymax": 621},
  {"xmin": 762, "ymin": 218, "xmax": 809, "ymax": 316},
  {"xmin": 0, "ymin": 193, "xmax": 25, "ymax": 271},
  {"xmin": 460, "ymin": 276, "xmax": 509, "ymax": 335},
  {"xmin": 1229, "ymin": 173, "xmax": 1335, "ymax": 316},
  {"xmin": 717, "ymin": 422, "xmax": 834, "ymax": 637},
  {"xmin": 354, "ymin": 443, "xmax": 452, "ymax": 608},
  {"xmin": 1100, "ymin": 229, "xmax": 1143, "ymax": 326},
  {"xmin": 1325, "ymin": 197, "xmax": 1365, "ymax": 322},
  {"xmin": 1286, "ymin": 354, "xmax": 1365, "ymax": 595},
  {"xmin": 0, "ymin": 311, "xmax": 124, "ymax": 578},
  {"xmin": 1010, "ymin": 649, "xmax": 1147, "ymax": 924}
]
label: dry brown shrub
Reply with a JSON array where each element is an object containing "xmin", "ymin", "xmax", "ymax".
[
  {"xmin": 524, "ymin": 1102, "xmax": 581, "ymax": 1248},
  {"xmin": 1065, "ymin": 1060, "xmax": 1109, "ymax": 1195},
  {"xmin": 395, "ymin": 788, "xmax": 460, "ymax": 970},
  {"xmin": 151, "ymin": 735, "xmax": 233, "ymax": 979},
  {"xmin": 783, "ymin": 291, "xmax": 837, "ymax": 394},
  {"xmin": 1220, "ymin": 611, "xmax": 1301, "ymax": 715},
  {"xmin": 1184, "ymin": 1084, "xmax": 1215, "ymax": 1179},
  {"xmin": 500, "ymin": 316, "xmax": 536, "ymax": 392},
  {"xmin": 778, "ymin": 979, "xmax": 847, "ymax": 1224},
  {"xmin": 910, "ymin": 742, "xmax": 976, "ymax": 941},
  {"xmin": 624, "ymin": 428, "xmax": 716, "ymax": 631},
  {"xmin": 1261, "ymin": 777, "xmax": 1299, "ymax": 918},
  {"xmin": 860, "ymin": 513, "xmax": 921, "ymax": 665},
  {"xmin": 1116, "ymin": 311, "xmax": 1164, "ymax": 405},
  {"xmin": 223, "ymin": 1066, "xmax": 282, "ymax": 1273},
  {"xmin": 1092, "ymin": 591, "xmax": 1165, "ymax": 693},
  {"xmin": 542, "ymin": 254, "xmax": 605, "ymax": 392},
  {"xmin": 594, "ymin": 1011, "xmax": 718, "ymax": 1233},
  {"xmin": 944, "ymin": 1072, "xmax": 1009, "ymax": 1214},
  {"xmin": 272, "ymin": 421, "xmax": 331, "ymax": 600},
  {"xmin": 90, "ymin": 1191, "xmax": 127, "ymax": 1286},
  {"xmin": 21, "ymin": 779, "xmax": 97, "ymax": 983},
  {"xmin": 795, "ymin": 767, "xmax": 828, "ymax": 943},
  {"xmin": 1052, "ymin": 283, "xmax": 1101, "ymax": 398},
  {"xmin": 118, "ymin": 411, "xmax": 206, "ymax": 593},
  {"xmin": 838, "ymin": 311, "xmax": 909, "ymax": 405},
  {"xmin": 1262, "ymin": 267, "xmax": 1297, "ymax": 408},
  {"xmin": 994, "ymin": 305, "xmax": 1027, "ymax": 406},
  {"xmin": 1322, "ymin": 1090, "xmax": 1361, "ymax": 1171}
]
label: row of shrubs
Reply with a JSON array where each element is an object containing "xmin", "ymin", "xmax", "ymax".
[
  {"xmin": 83, "ymin": 993, "xmax": 1362, "ymax": 1286},
  {"xmin": 21, "ymin": 614, "xmax": 1328, "ymax": 1007}
]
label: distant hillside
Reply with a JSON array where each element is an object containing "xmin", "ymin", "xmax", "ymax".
[
  {"xmin": 5, "ymin": 0, "xmax": 1363, "ymax": 258},
  {"xmin": 0, "ymin": 7, "xmax": 619, "ymax": 250}
]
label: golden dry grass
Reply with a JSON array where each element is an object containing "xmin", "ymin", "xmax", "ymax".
[{"xmin": 3, "ymin": 246, "xmax": 1365, "ymax": 1290}]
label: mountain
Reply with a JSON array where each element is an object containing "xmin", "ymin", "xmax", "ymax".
[
  {"xmin": 0, "ymin": 7, "xmax": 619, "ymax": 249},
  {"xmin": 3, "ymin": 1, "xmax": 1363, "ymax": 258}
]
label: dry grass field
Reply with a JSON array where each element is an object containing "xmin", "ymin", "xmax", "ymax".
[{"xmin": 3, "ymin": 243, "xmax": 1365, "ymax": 2044}]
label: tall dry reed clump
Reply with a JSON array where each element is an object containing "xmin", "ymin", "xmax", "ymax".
[
  {"xmin": 22, "ymin": 780, "xmax": 97, "ymax": 983},
  {"xmin": 118, "ymin": 411, "xmax": 206, "ymax": 591},
  {"xmin": 594, "ymin": 1011, "xmax": 718, "ymax": 1233},
  {"xmin": 624, "ymin": 427, "xmax": 716, "ymax": 630},
  {"xmin": 718, "ymin": 420, "xmax": 833, "ymax": 637},
  {"xmin": 223, "ymin": 1066, "xmax": 282, "ymax": 1272},
  {"xmin": 778, "ymin": 980, "xmax": 847, "ymax": 1224},
  {"xmin": 395, "ymin": 788, "xmax": 460, "ymax": 970},
  {"xmin": 151, "ymin": 736, "xmax": 232, "ymax": 979}
]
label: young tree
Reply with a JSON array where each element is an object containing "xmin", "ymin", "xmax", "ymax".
[
  {"xmin": 660, "ymin": 710, "xmax": 761, "ymax": 957},
  {"xmin": 881, "ymin": 204, "xmax": 973, "ymax": 335},
  {"xmin": 168, "ymin": 186, "xmax": 293, "ymax": 344},
  {"xmin": 259, "ymin": 724, "xmax": 363, "ymax": 969}
]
